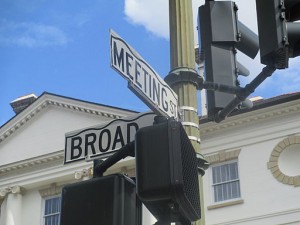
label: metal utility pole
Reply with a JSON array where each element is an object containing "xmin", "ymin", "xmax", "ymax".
[{"xmin": 165, "ymin": 0, "xmax": 205, "ymax": 224}]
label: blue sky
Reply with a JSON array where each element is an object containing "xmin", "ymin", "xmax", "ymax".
[{"xmin": 1, "ymin": 0, "xmax": 300, "ymax": 126}]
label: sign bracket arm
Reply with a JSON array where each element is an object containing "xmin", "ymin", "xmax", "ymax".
[
  {"xmin": 93, "ymin": 141, "xmax": 135, "ymax": 177},
  {"xmin": 213, "ymin": 65, "xmax": 276, "ymax": 123}
]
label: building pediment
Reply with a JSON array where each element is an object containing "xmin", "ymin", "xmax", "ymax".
[{"xmin": 0, "ymin": 92, "xmax": 137, "ymax": 166}]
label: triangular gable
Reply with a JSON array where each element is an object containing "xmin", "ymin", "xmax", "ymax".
[{"xmin": 0, "ymin": 92, "xmax": 137, "ymax": 166}]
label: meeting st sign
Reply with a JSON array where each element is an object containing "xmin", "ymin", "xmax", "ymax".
[
  {"xmin": 110, "ymin": 30, "xmax": 178, "ymax": 119},
  {"xmin": 64, "ymin": 112, "xmax": 155, "ymax": 164}
]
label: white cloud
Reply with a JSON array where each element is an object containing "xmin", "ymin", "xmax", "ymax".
[
  {"xmin": 124, "ymin": 0, "xmax": 169, "ymax": 39},
  {"xmin": 123, "ymin": 0, "xmax": 262, "ymax": 74},
  {"xmin": 123, "ymin": 0, "xmax": 300, "ymax": 97},
  {"xmin": 0, "ymin": 19, "xmax": 68, "ymax": 47},
  {"xmin": 124, "ymin": 0, "xmax": 258, "ymax": 42}
]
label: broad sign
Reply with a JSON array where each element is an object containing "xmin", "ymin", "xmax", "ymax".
[
  {"xmin": 64, "ymin": 112, "xmax": 155, "ymax": 164},
  {"xmin": 110, "ymin": 30, "xmax": 178, "ymax": 119}
]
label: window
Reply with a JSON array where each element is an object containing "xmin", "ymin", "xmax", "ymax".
[
  {"xmin": 268, "ymin": 136, "xmax": 300, "ymax": 187},
  {"xmin": 43, "ymin": 196, "xmax": 61, "ymax": 225},
  {"xmin": 211, "ymin": 161, "xmax": 241, "ymax": 203}
]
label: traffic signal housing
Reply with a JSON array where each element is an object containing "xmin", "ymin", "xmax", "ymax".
[
  {"xmin": 198, "ymin": 1, "xmax": 259, "ymax": 120},
  {"xmin": 135, "ymin": 118, "xmax": 201, "ymax": 223},
  {"xmin": 256, "ymin": 0, "xmax": 300, "ymax": 69},
  {"xmin": 60, "ymin": 174, "xmax": 141, "ymax": 225}
]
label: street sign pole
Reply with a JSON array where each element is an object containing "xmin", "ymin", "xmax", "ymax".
[{"xmin": 166, "ymin": 1, "xmax": 205, "ymax": 224}]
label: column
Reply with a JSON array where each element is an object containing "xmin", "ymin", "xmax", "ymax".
[{"xmin": 0, "ymin": 186, "xmax": 25, "ymax": 225}]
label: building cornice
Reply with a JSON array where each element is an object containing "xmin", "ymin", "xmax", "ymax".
[
  {"xmin": 200, "ymin": 99, "xmax": 300, "ymax": 136},
  {"xmin": 0, "ymin": 150, "xmax": 136, "ymax": 182},
  {"xmin": 0, "ymin": 150, "xmax": 64, "ymax": 177}
]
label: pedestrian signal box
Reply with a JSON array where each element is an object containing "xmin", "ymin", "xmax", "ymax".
[
  {"xmin": 135, "ymin": 118, "xmax": 201, "ymax": 223},
  {"xmin": 60, "ymin": 174, "xmax": 141, "ymax": 225}
]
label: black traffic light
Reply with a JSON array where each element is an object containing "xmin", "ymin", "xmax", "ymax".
[
  {"xmin": 256, "ymin": 0, "xmax": 300, "ymax": 69},
  {"xmin": 198, "ymin": 1, "xmax": 259, "ymax": 120},
  {"xmin": 60, "ymin": 174, "xmax": 141, "ymax": 225},
  {"xmin": 135, "ymin": 118, "xmax": 201, "ymax": 223}
]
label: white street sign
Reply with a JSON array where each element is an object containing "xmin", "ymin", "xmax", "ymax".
[
  {"xmin": 110, "ymin": 30, "xmax": 178, "ymax": 119},
  {"xmin": 64, "ymin": 112, "xmax": 155, "ymax": 164}
]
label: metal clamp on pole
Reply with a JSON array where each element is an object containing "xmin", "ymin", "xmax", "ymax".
[
  {"xmin": 180, "ymin": 106, "xmax": 198, "ymax": 113},
  {"xmin": 179, "ymin": 106, "xmax": 201, "ymax": 144},
  {"xmin": 179, "ymin": 106, "xmax": 198, "ymax": 122},
  {"xmin": 181, "ymin": 121, "xmax": 200, "ymax": 129},
  {"xmin": 188, "ymin": 135, "xmax": 201, "ymax": 144},
  {"xmin": 165, "ymin": 67, "xmax": 200, "ymax": 88}
]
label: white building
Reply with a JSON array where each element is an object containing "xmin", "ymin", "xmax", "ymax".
[
  {"xmin": 200, "ymin": 92, "xmax": 300, "ymax": 225},
  {"xmin": 0, "ymin": 92, "xmax": 138, "ymax": 225},
  {"xmin": 0, "ymin": 91, "xmax": 300, "ymax": 225}
]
